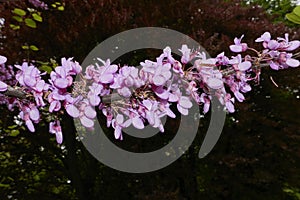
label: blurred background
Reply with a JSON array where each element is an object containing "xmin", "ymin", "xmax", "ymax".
[{"xmin": 0, "ymin": 0, "xmax": 299, "ymax": 199}]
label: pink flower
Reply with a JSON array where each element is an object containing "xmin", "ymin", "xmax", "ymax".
[
  {"xmin": 177, "ymin": 96, "xmax": 193, "ymax": 115},
  {"xmin": 224, "ymin": 93, "xmax": 235, "ymax": 113},
  {"xmin": 49, "ymin": 120, "xmax": 63, "ymax": 144},
  {"xmin": 255, "ymin": 32, "xmax": 271, "ymax": 48},
  {"xmin": 112, "ymin": 114, "xmax": 131, "ymax": 140},
  {"xmin": 19, "ymin": 104, "xmax": 40, "ymax": 132},
  {"xmin": 95, "ymin": 59, "xmax": 118, "ymax": 84},
  {"xmin": 199, "ymin": 93, "xmax": 211, "ymax": 114},
  {"xmin": 230, "ymin": 35, "xmax": 248, "ymax": 53},
  {"xmin": 277, "ymin": 33, "xmax": 300, "ymax": 51},
  {"xmin": 50, "ymin": 66, "xmax": 72, "ymax": 89},
  {"xmin": 268, "ymin": 51, "xmax": 299, "ymax": 70},
  {"xmin": 179, "ymin": 45, "xmax": 191, "ymax": 64},
  {"xmin": 15, "ymin": 62, "xmax": 41, "ymax": 87}
]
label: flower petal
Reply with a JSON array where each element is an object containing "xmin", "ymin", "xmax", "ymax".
[
  {"xmin": 207, "ymin": 78, "xmax": 223, "ymax": 89},
  {"xmin": 0, "ymin": 81, "xmax": 7, "ymax": 92},
  {"xmin": 26, "ymin": 120, "xmax": 35, "ymax": 132},
  {"xmin": 35, "ymin": 80, "xmax": 45, "ymax": 92},
  {"xmin": 286, "ymin": 58, "xmax": 300, "ymax": 67},
  {"xmin": 114, "ymin": 126, "xmax": 123, "ymax": 140},
  {"xmin": 166, "ymin": 107, "xmax": 176, "ymax": 118},
  {"xmin": 105, "ymin": 64, "xmax": 118, "ymax": 73},
  {"xmin": 153, "ymin": 75, "xmax": 166, "ymax": 86},
  {"xmin": 179, "ymin": 96, "xmax": 193, "ymax": 109},
  {"xmin": 286, "ymin": 41, "xmax": 300, "ymax": 51},
  {"xmin": 29, "ymin": 107, "xmax": 40, "ymax": 121},
  {"xmin": 146, "ymin": 112, "xmax": 155, "ymax": 125},
  {"xmin": 270, "ymin": 61, "xmax": 279, "ymax": 70},
  {"xmin": 0, "ymin": 55, "xmax": 7, "ymax": 65},
  {"xmin": 49, "ymin": 122, "xmax": 55, "ymax": 134},
  {"xmin": 238, "ymin": 61, "xmax": 251, "ymax": 71},
  {"xmin": 267, "ymin": 40, "xmax": 280, "ymax": 50},
  {"xmin": 142, "ymin": 99, "xmax": 152, "ymax": 110},
  {"xmin": 56, "ymin": 131, "xmax": 63, "ymax": 144},
  {"xmin": 116, "ymin": 114, "xmax": 124, "ymax": 124},
  {"xmin": 168, "ymin": 93, "xmax": 179, "ymax": 102},
  {"xmin": 203, "ymin": 102, "xmax": 210, "ymax": 114},
  {"xmin": 24, "ymin": 75, "xmax": 36, "ymax": 87},
  {"xmin": 118, "ymin": 87, "xmax": 131, "ymax": 98},
  {"xmin": 177, "ymin": 105, "xmax": 188, "ymax": 115},
  {"xmin": 80, "ymin": 116, "xmax": 94, "ymax": 128},
  {"xmin": 255, "ymin": 32, "xmax": 271, "ymax": 42},
  {"xmin": 132, "ymin": 117, "xmax": 144, "ymax": 129},
  {"xmin": 66, "ymin": 104, "xmax": 80, "ymax": 118},
  {"xmin": 99, "ymin": 74, "xmax": 114, "ymax": 84},
  {"xmin": 234, "ymin": 91, "xmax": 245, "ymax": 102},
  {"xmin": 84, "ymin": 106, "xmax": 97, "ymax": 119},
  {"xmin": 88, "ymin": 93, "xmax": 101, "ymax": 106},
  {"xmin": 54, "ymin": 78, "xmax": 69, "ymax": 89},
  {"xmin": 229, "ymin": 45, "xmax": 242, "ymax": 53},
  {"xmin": 225, "ymin": 102, "xmax": 235, "ymax": 113}
]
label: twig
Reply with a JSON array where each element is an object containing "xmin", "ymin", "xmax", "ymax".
[
  {"xmin": 270, "ymin": 76, "xmax": 279, "ymax": 87},
  {"xmin": 3, "ymin": 86, "xmax": 27, "ymax": 99}
]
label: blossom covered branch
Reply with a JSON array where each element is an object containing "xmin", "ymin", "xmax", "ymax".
[{"xmin": 0, "ymin": 32, "xmax": 299, "ymax": 143}]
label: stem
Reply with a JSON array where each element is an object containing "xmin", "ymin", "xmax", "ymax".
[
  {"xmin": 102, "ymin": 93, "xmax": 125, "ymax": 103},
  {"xmin": 247, "ymin": 47, "xmax": 261, "ymax": 56},
  {"xmin": 3, "ymin": 86, "xmax": 27, "ymax": 99},
  {"xmin": 293, "ymin": 51, "xmax": 300, "ymax": 58}
]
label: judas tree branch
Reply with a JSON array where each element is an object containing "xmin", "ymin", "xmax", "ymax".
[
  {"xmin": 0, "ymin": 62, "xmax": 290, "ymax": 104},
  {"xmin": 3, "ymin": 85, "xmax": 27, "ymax": 99}
]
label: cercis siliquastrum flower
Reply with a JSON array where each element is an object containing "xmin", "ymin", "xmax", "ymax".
[{"xmin": 0, "ymin": 32, "xmax": 299, "ymax": 143}]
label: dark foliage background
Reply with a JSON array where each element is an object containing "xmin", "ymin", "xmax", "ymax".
[{"xmin": 0, "ymin": 0, "xmax": 299, "ymax": 199}]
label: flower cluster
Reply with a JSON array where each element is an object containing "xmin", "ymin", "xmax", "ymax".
[
  {"xmin": 28, "ymin": 0, "xmax": 49, "ymax": 10},
  {"xmin": 0, "ymin": 32, "xmax": 299, "ymax": 143},
  {"xmin": 0, "ymin": 57, "xmax": 83, "ymax": 143},
  {"xmin": 255, "ymin": 32, "xmax": 300, "ymax": 70}
]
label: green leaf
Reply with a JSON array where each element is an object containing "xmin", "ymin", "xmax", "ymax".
[
  {"xmin": 8, "ymin": 125, "xmax": 18, "ymax": 129},
  {"xmin": 36, "ymin": 61, "xmax": 50, "ymax": 65},
  {"xmin": 52, "ymin": 187, "xmax": 60, "ymax": 194},
  {"xmin": 39, "ymin": 65, "xmax": 53, "ymax": 74},
  {"xmin": 9, "ymin": 24, "xmax": 20, "ymax": 30},
  {"xmin": 10, "ymin": 130, "xmax": 20, "ymax": 137},
  {"xmin": 25, "ymin": 18, "xmax": 37, "ymax": 28},
  {"xmin": 30, "ymin": 45, "xmax": 39, "ymax": 51},
  {"xmin": 32, "ymin": 13, "xmax": 43, "ymax": 22},
  {"xmin": 286, "ymin": 13, "xmax": 300, "ymax": 24},
  {"xmin": 33, "ymin": 175, "xmax": 40, "ymax": 181},
  {"xmin": 57, "ymin": 6, "xmax": 64, "ymax": 11},
  {"xmin": 12, "ymin": 8, "xmax": 26, "ymax": 16},
  {"xmin": 12, "ymin": 16, "xmax": 23, "ymax": 22},
  {"xmin": 51, "ymin": 4, "xmax": 57, "ymax": 8},
  {"xmin": 293, "ymin": 6, "xmax": 300, "ymax": 17},
  {"xmin": 22, "ymin": 45, "xmax": 29, "ymax": 50},
  {"xmin": 0, "ymin": 183, "xmax": 10, "ymax": 188},
  {"xmin": 286, "ymin": 6, "xmax": 300, "ymax": 25},
  {"xmin": 5, "ymin": 152, "xmax": 10, "ymax": 158}
]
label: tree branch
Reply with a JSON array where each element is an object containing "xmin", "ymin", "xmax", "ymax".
[{"xmin": 3, "ymin": 85, "xmax": 27, "ymax": 99}]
